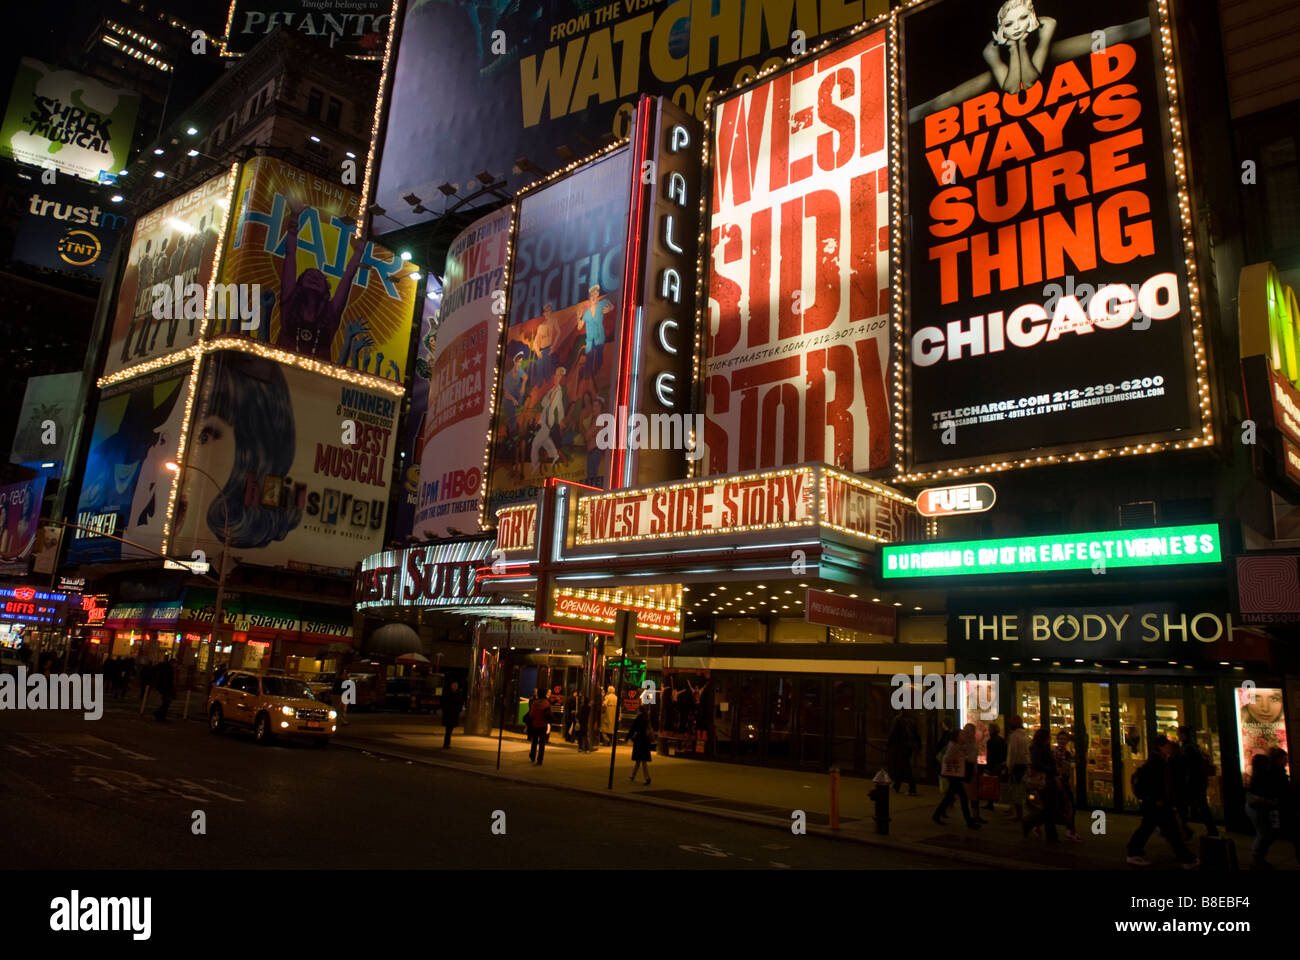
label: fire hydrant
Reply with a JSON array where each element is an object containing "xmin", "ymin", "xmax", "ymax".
[{"xmin": 870, "ymin": 769, "xmax": 892, "ymax": 835}]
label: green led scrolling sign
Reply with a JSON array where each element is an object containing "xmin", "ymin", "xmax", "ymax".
[{"xmin": 882, "ymin": 524, "xmax": 1221, "ymax": 579}]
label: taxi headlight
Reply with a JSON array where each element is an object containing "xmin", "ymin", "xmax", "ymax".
[
  {"xmin": 328, "ymin": 709, "xmax": 338, "ymax": 720},
  {"xmin": 280, "ymin": 705, "xmax": 296, "ymax": 717}
]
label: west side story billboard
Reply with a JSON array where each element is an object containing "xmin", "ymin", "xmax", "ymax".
[
  {"xmin": 374, "ymin": 0, "xmax": 889, "ymax": 233},
  {"xmin": 897, "ymin": 0, "xmax": 1207, "ymax": 474},
  {"xmin": 705, "ymin": 25, "xmax": 891, "ymax": 477}
]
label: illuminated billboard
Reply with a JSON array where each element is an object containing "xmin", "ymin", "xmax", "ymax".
[
  {"xmin": 410, "ymin": 207, "xmax": 512, "ymax": 539},
  {"xmin": 374, "ymin": 0, "xmax": 889, "ymax": 232},
  {"xmin": 216, "ymin": 157, "xmax": 418, "ymax": 384},
  {"xmin": 102, "ymin": 172, "xmax": 233, "ymax": 378},
  {"xmin": 169, "ymin": 351, "xmax": 398, "ymax": 572},
  {"xmin": 485, "ymin": 146, "xmax": 635, "ymax": 521},
  {"xmin": 895, "ymin": 0, "xmax": 1210, "ymax": 476},
  {"xmin": 1, "ymin": 58, "xmax": 139, "ymax": 182},
  {"xmin": 705, "ymin": 26, "xmax": 892, "ymax": 476},
  {"xmin": 222, "ymin": 0, "xmax": 390, "ymax": 56}
]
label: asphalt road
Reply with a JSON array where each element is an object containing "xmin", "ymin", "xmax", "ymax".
[{"xmin": 0, "ymin": 704, "xmax": 964, "ymax": 870}]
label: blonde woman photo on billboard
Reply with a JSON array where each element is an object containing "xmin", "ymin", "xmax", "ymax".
[{"xmin": 983, "ymin": 1, "xmax": 1056, "ymax": 93}]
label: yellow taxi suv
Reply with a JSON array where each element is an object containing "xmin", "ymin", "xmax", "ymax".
[{"xmin": 207, "ymin": 670, "xmax": 338, "ymax": 746}]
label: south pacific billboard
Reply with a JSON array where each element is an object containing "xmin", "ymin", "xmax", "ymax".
[
  {"xmin": 374, "ymin": 0, "xmax": 889, "ymax": 233},
  {"xmin": 69, "ymin": 367, "xmax": 190, "ymax": 563},
  {"xmin": 898, "ymin": 0, "xmax": 1204, "ymax": 473},
  {"xmin": 103, "ymin": 172, "xmax": 231, "ymax": 377},
  {"xmin": 1, "ymin": 58, "xmax": 139, "ymax": 182},
  {"xmin": 485, "ymin": 148, "xmax": 634, "ymax": 521},
  {"xmin": 410, "ymin": 206, "xmax": 512, "ymax": 540},
  {"xmin": 169, "ymin": 351, "xmax": 398, "ymax": 573},
  {"xmin": 705, "ymin": 26, "xmax": 891, "ymax": 477},
  {"xmin": 217, "ymin": 157, "xmax": 419, "ymax": 385}
]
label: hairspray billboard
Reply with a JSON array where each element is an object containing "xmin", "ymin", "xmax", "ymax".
[
  {"xmin": 374, "ymin": 0, "xmax": 889, "ymax": 233},
  {"xmin": 0, "ymin": 477, "xmax": 48, "ymax": 575},
  {"xmin": 705, "ymin": 26, "xmax": 891, "ymax": 476},
  {"xmin": 69, "ymin": 367, "xmax": 189, "ymax": 563},
  {"xmin": 897, "ymin": 0, "xmax": 1207, "ymax": 474},
  {"xmin": 103, "ymin": 172, "xmax": 232, "ymax": 378},
  {"xmin": 216, "ymin": 157, "xmax": 418, "ymax": 384},
  {"xmin": 170, "ymin": 351, "xmax": 398, "ymax": 572},
  {"xmin": 408, "ymin": 206, "xmax": 512, "ymax": 540},
  {"xmin": 486, "ymin": 148, "xmax": 634, "ymax": 521},
  {"xmin": 1, "ymin": 58, "xmax": 140, "ymax": 182}
]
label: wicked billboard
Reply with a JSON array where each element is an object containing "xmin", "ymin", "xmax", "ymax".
[
  {"xmin": 169, "ymin": 351, "xmax": 399, "ymax": 573},
  {"xmin": 896, "ymin": 0, "xmax": 1209, "ymax": 474},
  {"xmin": 374, "ymin": 0, "xmax": 889, "ymax": 233},
  {"xmin": 705, "ymin": 25, "xmax": 891, "ymax": 477},
  {"xmin": 69, "ymin": 367, "xmax": 190, "ymax": 563}
]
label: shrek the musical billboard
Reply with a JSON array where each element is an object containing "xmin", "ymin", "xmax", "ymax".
[{"xmin": 898, "ymin": 0, "xmax": 1205, "ymax": 472}]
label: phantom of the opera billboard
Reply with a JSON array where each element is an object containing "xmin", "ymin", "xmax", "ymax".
[
  {"xmin": 896, "ymin": 0, "xmax": 1208, "ymax": 475},
  {"xmin": 374, "ymin": 0, "xmax": 889, "ymax": 232},
  {"xmin": 169, "ymin": 351, "xmax": 399, "ymax": 573},
  {"xmin": 485, "ymin": 147, "xmax": 634, "ymax": 520},
  {"xmin": 216, "ymin": 157, "xmax": 418, "ymax": 384},
  {"xmin": 409, "ymin": 207, "xmax": 512, "ymax": 540},
  {"xmin": 102, "ymin": 172, "xmax": 232, "ymax": 378},
  {"xmin": 1, "ymin": 58, "xmax": 140, "ymax": 183},
  {"xmin": 221, "ymin": 0, "xmax": 391, "ymax": 57},
  {"xmin": 705, "ymin": 25, "xmax": 891, "ymax": 477},
  {"xmin": 69, "ymin": 367, "xmax": 190, "ymax": 563}
]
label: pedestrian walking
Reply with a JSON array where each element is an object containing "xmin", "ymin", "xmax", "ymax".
[
  {"xmin": 933, "ymin": 723, "xmax": 981, "ymax": 829},
  {"xmin": 1005, "ymin": 714, "xmax": 1030, "ymax": 821},
  {"xmin": 528, "ymin": 688, "xmax": 552, "ymax": 765},
  {"xmin": 887, "ymin": 712, "xmax": 920, "ymax": 796},
  {"xmin": 1244, "ymin": 751, "xmax": 1284, "ymax": 869},
  {"xmin": 1176, "ymin": 725, "xmax": 1218, "ymax": 837},
  {"xmin": 563, "ymin": 688, "xmax": 577, "ymax": 742},
  {"xmin": 1053, "ymin": 730, "xmax": 1082, "ymax": 841},
  {"xmin": 1022, "ymin": 727, "xmax": 1061, "ymax": 844},
  {"xmin": 601, "ymin": 685, "xmax": 618, "ymax": 745},
  {"xmin": 626, "ymin": 704, "xmax": 654, "ymax": 785},
  {"xmin": 153, "ymin": 657, "xmax": 175, "ymax": 722},
  {"xmin": 983, "ymin": 722, "xmax": 1007, "ymax": 812},
  {"xmin": 1125, "ymin": 735, "xmax": 1199, "ymax": 868},
  {"xmin": 441, "ymin": 680, "xmax": 463, "ymax": 748},
  {"xmin": 575, "ymin": 691, "xmax": 592, "ymax": 752}
]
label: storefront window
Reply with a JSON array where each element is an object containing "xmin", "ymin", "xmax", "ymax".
[
  {"xmin": 1047, "ymin": 682, "xmax": 1074, "ymax": 736},
  {"xmin": 831, "ymin": 680, "xmax": 858, "ymax": 770},
  {"xmin": 1153, "ymin": 684, "xmax": 1185, "ymax": 743},
  {"xmin": 958, "ymin": 677, "xmax": 999, "ymax": 764},
  {"xmin": 767, "ymin": 676, "xmax": 795, "ymax": 760},
  {"xmin": 1015, "ymin": 680, "xmax": 1041, "ymax": 730},
  {"xmin": 1193, "ymin": 685, "xmax": 1224, "ymax": 816},
  {"xmin": 736, "ymin": 674, "xmax": 761, "ymax": 758},
  {"xmin": 798, "ymin": 678, "xmax": 823, "ymax": 765},
  {"xmin": 711, "ymin": 675, "xmax": 735, "ymax": 757},
  {"xmin": 1235, "ymin": 683, "xmax": 1289, "ymax": 784},
  {"xmin": 1118, "ymin": 684, "xmax": 1148, "ymax": 811},
  {"xmin": 1082, "ymin": 682, "xmax": 1114, "ymax": 808}
]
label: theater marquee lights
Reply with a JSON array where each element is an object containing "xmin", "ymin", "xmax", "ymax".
[
  {"xmin": 541, "ymin": 584, "xmax": 683, "ymax": 643},
  {"xmin": 882, "ymin": 523, "xmax": 1222, "ymax": 579}
]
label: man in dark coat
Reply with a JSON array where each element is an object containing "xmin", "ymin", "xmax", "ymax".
[
  {"xmin": 441, "ymin": 680, "xmax": 463, "ymax": 748},
  {"xmin": 153, "ymin": 657, "xmax": 175, "ymax": 721}
]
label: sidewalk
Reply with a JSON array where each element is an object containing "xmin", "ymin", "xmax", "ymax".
[{"xmin": 332, "ymin": 713, "xmax": 1284, "ymax": 870}]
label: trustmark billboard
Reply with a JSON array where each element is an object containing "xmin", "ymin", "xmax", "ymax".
[
  {"xmin": 895, "ymin": 0, "xmax": 1211, "ymax": 476},
  {"xmin": 705, "ymin": 26, "xmax": 892, "ymax": 477}
]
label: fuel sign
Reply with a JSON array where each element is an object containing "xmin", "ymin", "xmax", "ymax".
[{"xmin": 915, "ymin": 483, "xmax": 996, "ymax": 518}]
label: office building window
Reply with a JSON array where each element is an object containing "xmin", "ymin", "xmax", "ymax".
[
  {"xmin": 308, "ymin": 87, "xmax": 323, "ymax": 119},
  {"xmin": 326, "ymin": 97, "xmax": 342, "ymax": 127}
]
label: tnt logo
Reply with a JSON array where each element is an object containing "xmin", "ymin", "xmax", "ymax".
[{"xmin": 444, "ymin": 468, "xmax": 481, "ymax": 499}]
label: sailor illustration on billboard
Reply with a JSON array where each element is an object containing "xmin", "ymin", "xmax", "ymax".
[
  {"xmin": 529, "ymin": 365, "xmax": 568, "ymax": 476},
  {"xmin": 276, "ymin": 202, "xmax": 365, "ymax": 363},
  {"xmin": 983, "ymin": 1, "xmax": 1056, "ymax": 93},
  {"xmin": 579, "ymin": 284, "xmax": 613, "ymax": 374},
  {"xmin": 532, "ymin": 301, "xmax": 562, "ymax": 383}
]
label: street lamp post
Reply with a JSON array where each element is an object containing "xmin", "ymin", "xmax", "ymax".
[{"xmin": 165, "ymin": 461, "xmax": 231, "ymax": 719}]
